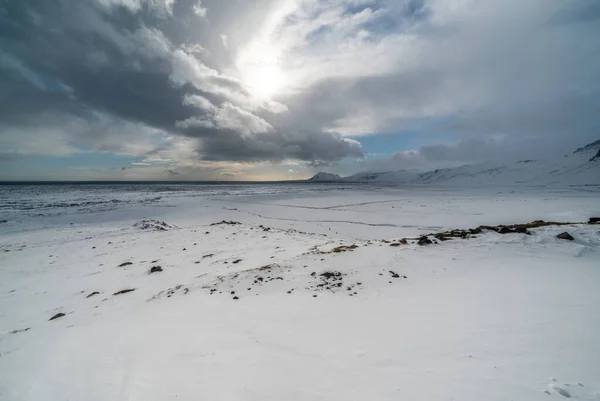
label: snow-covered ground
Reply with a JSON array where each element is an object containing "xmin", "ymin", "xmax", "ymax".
[{"xmin": 1, "ymin": 184, "xmax": 600, "ymax": 401}]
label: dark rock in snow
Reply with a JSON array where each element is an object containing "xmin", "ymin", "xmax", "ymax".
[
  {"xmin": 149, "ymin": 266, "xmax": 163, "ymax": 274},
  {"xmin": 210, "ymin": 220, "xmax": 241, "ymax": 226},
  {"xmin": 113, "ymin": 289, "xmax": 136, "ymax": 296},
  {"xmin": 232, "ymin": 259, "xmax": 242, "ymax": 264},
  {"xmin": 320, "ymin": 271, "xmax": 342, "ymax": 279},
  {"xmin": 10, "ymin": 327, "xmax": 31, "ymax": 334},
  {"xmin": 134, "ymin": 219, "xmax": 177, "ymax": 231},
  {"xmin": 418, "ymin": 236, "xmax": 433, "ymax": 246},
  {"xmin": 589, "ymin": 217, "xmax": 600, "ymax": 224},
  {"xmin": 389, "ymin": 271, "xmax": 400, "ymax": 278},
  {"xmin": 118, "ymin": 262, "xmax": 133, "ymax": 267},
  {"xmin": 49, "ymin": 313, "xmax": 65, "ymax": 321},
  {"xmin": 86, "ymin": 291, "xmax": 100, "ymax": 298},
  {"xmin": 557, "ymin": 232, "xmax": 574, "ymax": 241}
]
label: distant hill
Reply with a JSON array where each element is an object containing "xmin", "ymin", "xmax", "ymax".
[
  {"xmin": 309, "ymin": 139, "xmax": 600, "ymax": 187},
  {"xmin": 307, "ymin": 172, "xmax": 343, "ymax": 182}
]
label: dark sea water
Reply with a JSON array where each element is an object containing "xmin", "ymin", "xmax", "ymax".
[{"xmin": 0, "ymin": 182, "xmax": 364, "ymax": 221}]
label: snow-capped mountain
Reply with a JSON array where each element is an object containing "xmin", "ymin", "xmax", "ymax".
[
  {"xmin": 307, "ymin": 172, "xmax": 343, "ymax": 182},
  {"xmin": 309, "ymin": 139, "xmax": 600, "ymax": 187}
]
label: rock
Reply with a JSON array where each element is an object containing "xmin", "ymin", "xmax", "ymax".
[
  {"xmin": 418, "ymin": 236, "xmax": 433, "ymax": 246},
  {"xmin": 113, "ymin": 288, "xmax": 136, "ymax": 296},
  {"xmin": 320, "ymin": 271, "xmax": 342, "ymax": 279},
  {"xmin": 389, "ymin": 271, "xmax": 400, "ymax": 278},
  {"xmin": 118, "ymin": 262, "xmax": 133, "ymax": 267},
  {"xmin": 86, "ymin": 291, "xmax": 100, "ymax": 298},
  {"xmin": 10, "ymin": 327, "xmax": 31, "ymax": 334},
  {"xmin": 134, "ymin": 219, "xmax": 177, "ymax": 231},
  {"xmin": 557, "ymin": 232, "xmax": 574, "ymax": 241},
  {"xmin": 149, "ymin": 266, "xmax": 163, "ymax": 274},
  {"xmin": 589, "ymin": 217, "xmax": 600, "ymax": 224},
  {"xmin": 49, "ymin": 313, "xmax": 65, "ymax": 321},
  {"xmin": 210, "ymin": 220, "xmax": 241, "ymax": 226},
  {"xmin": 232, "ymin": 259, "xmax": 242, "ymax": 264},
  {"xmin": 233, "ymin": 296, "xmax": 239, "ymax": 300}
]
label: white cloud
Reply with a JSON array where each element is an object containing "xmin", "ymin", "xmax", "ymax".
[{"xmin": 193, "ymin": 1, "xmax": 208, "ymax": 17}]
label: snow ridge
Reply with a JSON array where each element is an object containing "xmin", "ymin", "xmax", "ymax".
[{"xmin": 310, "ymin": 139, "xmax": 600, "ymax": 187}]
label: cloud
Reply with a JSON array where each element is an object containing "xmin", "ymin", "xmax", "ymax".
[
  {"xmin": 193, "ymin": 1, "xmax": 208, "ymax": 17},
  {"xmin": 359, "ymin": 137, "xmax": 584, "ymax": 173},
  {"xmin": 0, "ymin": 0, "xmax": 363, "ymax": 173},
  {"xmin": 1, "ymin": 0, "xmax": 599, "ymax": 179}
]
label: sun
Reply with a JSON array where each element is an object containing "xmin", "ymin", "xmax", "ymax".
[
  {"xmin": 238, "ymin": 44, "xmax": 286, "ymax": 99},
  {"xmin": 245, "ymin": 61, "xmax": 284, "ymax": 99}
]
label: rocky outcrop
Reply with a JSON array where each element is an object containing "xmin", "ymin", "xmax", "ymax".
[
  {"xmin": 557, "ymin": 232, "xmax": 574, "ymax": 241},
  {"xmin": 134, "ymin": 219, "xmax": 177, "ymax": 231}
]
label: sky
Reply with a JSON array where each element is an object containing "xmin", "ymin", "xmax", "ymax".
[{"xmin": 1, "ymin": 0, "xmax": 599, "ymax": 181}]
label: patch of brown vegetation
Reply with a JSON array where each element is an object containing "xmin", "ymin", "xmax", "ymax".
[{"xmin": 331, "ymin": 244, "xmax": 358, "ymax": 253}]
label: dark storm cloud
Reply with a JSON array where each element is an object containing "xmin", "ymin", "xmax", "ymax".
[
  {"xmin": 198, "ymin": 129, "xmax": 362, "ymax": 162},
  {"xmin": 0, "ymin": 0, "xmax": 363, "ymax": 163}
]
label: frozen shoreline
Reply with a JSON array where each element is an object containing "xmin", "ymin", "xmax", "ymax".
[{"xmin": 1, "ymin": 186, "xmax": 599, "ymax": 400}]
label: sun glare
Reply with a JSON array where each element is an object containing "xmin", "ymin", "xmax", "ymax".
[
  {"xmin": 238, "ymin": 44, "xmax": 286, "ymax": 99},
  {"xmin": 245, "ymin": 62, "xmax": 283, "ymax": 99}
]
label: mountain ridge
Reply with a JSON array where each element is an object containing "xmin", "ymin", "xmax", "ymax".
[{"xmin": 309, "ymin": 139, "xmax": 600, "ymax": 187}]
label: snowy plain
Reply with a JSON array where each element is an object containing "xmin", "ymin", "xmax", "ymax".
[{"xmin": 1, "ymin": 183, "xmax": 599, "ymax": 401}]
